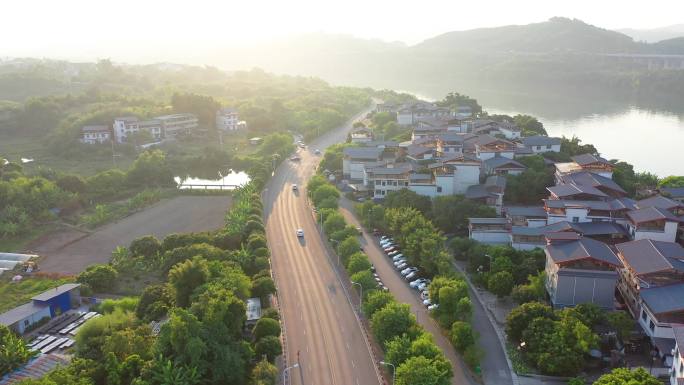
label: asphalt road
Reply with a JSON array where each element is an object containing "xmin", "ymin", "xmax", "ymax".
[
  {"xmin": 338, "ymin": 198, "xmax": 480, "ymax": 385},
  {"xmin": 35, "ymin": 195, "xmax": 232, "ymax": 275},
  {"xmin": 263, "ymin": 107, "xmax": 381, "ymax": 385}
]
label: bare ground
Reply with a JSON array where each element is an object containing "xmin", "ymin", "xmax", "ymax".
[{"xmin": 29, "ymin": 195, "xmax": 232, "ymax": 275}]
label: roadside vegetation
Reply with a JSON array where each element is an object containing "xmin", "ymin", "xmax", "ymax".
[
  {"xmin": 0, "ymin": 275, "xmax": 74, "ymax": 313},
  {"xmin": 307, "ymin": 175, "xmax": 456, "ymax": 384}
]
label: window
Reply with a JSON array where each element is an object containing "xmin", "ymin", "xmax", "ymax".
[
  {"xmin": 642, "ymin": 310, "xmax": 648, "ymax": 321},
  {"xmin": 536, "ymin": 146, "xmax": 541, "ymax": 150},
  {"xmin": 546, "ymin": 145, "xmax": 552, "ymax": 149},
  {"xmin": 375, "ymin": 190, "xmax": 381, "ymax": 195},
  {"xmin": 437, "ymin": 186, "xmax": 442, "ymax": 193},
  {"xmin": 24, "ymin": 320, "xmax": 29, "ymax": 327},
  {"xmin": 649, "ymin": 320, "xmax": 655, "ymax": 331},
  {"xmin": 572, "ymin": 217, "xmax": 580, "ymax": 223}
]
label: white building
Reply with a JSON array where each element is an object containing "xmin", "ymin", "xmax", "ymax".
[
  {"xmin": 498, "ymin": 122, "xmax": 521, "ymax": 140},
  {"xmin": 365, "ymin": 165, "xmax": 412, "ymax": 199},
  {"xmin": 156, "ymin": 113, "xmax": 198, "ymax": 139},
  {"xmin": 112, "ymin": 117, "xmax": 162, "ymax": 143},
  {"xmin": 216, "ymin": 108, "xmax": 246, "ymax": 132},
  {"xmin": 626, "ymin": 207, "xmax": 681, "ymax": 243},
  {"xmin": 342, "ymin": 147, "xmax": 384, "ymax": 180},
  {"xmin": 80, "ymin": 125, "xmax": 111, "ymax": 144},
  {"xmin": 468, "ymin": 218, "xmax": 511, "ymax": 244}
]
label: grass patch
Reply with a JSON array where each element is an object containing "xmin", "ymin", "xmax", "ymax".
[
  {"xmin": 0, "ymin": 275, "xmax": 75, "ymax": 313},
  {"xmin": 0, "ymin": 223, "xmax": 58, "ymax": 253},
  {"xmin": 78, "ymin": 189, "xmax": 173, "ymax": 228}
]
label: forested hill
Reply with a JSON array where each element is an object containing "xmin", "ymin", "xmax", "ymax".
[{"xmin": 413, "ymin": 17, "xmax": 640, "ymax": 54}]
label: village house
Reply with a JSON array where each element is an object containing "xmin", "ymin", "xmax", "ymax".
[
  {"xmin": 521, "ymin": 135, "xmax": 562, "ymax": 153},
  {"xmin": 466, "ymin": 175, "xmax": 506, "ymax": 214},
  {"xmin": 113, "ymin": 117, "xmax": 163, "ymax": 143},
  {"xmin": 555, "ymin": 154, "xmax": 615, "ymax": 180},
  {"xmin": 216, "ymin": 107, "xmax": 246, "ymax": 131},
  {"xmin": 497, "ymin": 122, "xmax": 521, "ymax": 140},
  {"xmin": 483, "ymin": 156, "xmax": 527, "ymax": 176},
  {"xmin": 407, "ymin": 155, "xmax": 481, "ymax": 197},
  {"xmin": 626, "ymin": 206, "xmax": 682, "ymax": 243},
  {"xmin": 544, "ymin": 234, "xmax": 622, "ymax": 309},
  {"xmin": 615, "ymin": 240, "xmax": 684, "ymax": 342},
  {"xmin": 342, "ymin": 147, "xmax": 384, "ymax": 180},
  {"xmin": 155, "ymin": 113, "xmax": 198, "ymax": 139},
  {"xmin": 364, "ymin": 164, "xmax": 413, "ymax": 199},
  {"xmin": 80, "ymin": 125, "xmax": 111, "ymax": 144},
  {"xmin": 505, "ymin": 206, "xmax": 548, "ymax": 227},
  {"xmin": 0, "ymin": 284, "xmax": 81, "ymax": 335},
  {"xmin": 661, "ymin": 187, "xmax": 684, "ymax": 204},
  {"xmin": 467, "ymin": 135, "xmax": 517, "ymax": 161},
  {"xmin": 397, "ymin": 102, "xmax": 452, "ymax": 126},
  {"xmin": 468, "ymin": 217, "xmax": 511, "ymax": 245},
  {"xmin": 350, "ymin": 127, "xmax": 374, "ymax": 143},
  {"xmin": 510, "ymin": 220, "xmax": 630, "ymax": 251}
]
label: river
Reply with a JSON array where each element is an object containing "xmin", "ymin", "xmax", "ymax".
[{"xmin": 400, "ymin": 86, "xmax": 684, "ymax": 177}]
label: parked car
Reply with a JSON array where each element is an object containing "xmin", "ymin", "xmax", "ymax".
[
  {"xmin": 428, "ymin": 304, "xmax": 439, "ymax": 311},
  {"xmin": 392, "ymin": 254, "xmax": 404, "ymax": 261},
  {"xmin": 423, "ymin": 298, "xmax": 432, "ymax": 306},
  {"xmin": 393, "ymin": 259, "xmax": 406, "ymax": 267},
  {"xmin": 396, "ymin": 262, "xmax": 408, "ymax": 270},
  {"xmin": 420, "ymin": 291, "xmax": 429, "ymax": 300},
  {"xmin": 372, "ymin": 229, "xmax": 381, "ymax": 235},
  {"xmin": 314, "ymin": 149, "xmax": 321, "ymax": 155},
  {"xmin": 401, "ymin": 267, "xmax": 418, "ymax": 276},
  {"xmin": 409, "ymin": 278, "xmax": 429, "ymax": 289},
  {"xmin": 380, "ymin": 240, "xmax": 394, "ymax": 247},
  {"xmin": 387, "ymin": 250, "xmax": 400, "ymax": 257},
  {"xmin": 384, "ymin": 246, "xmax": 397, "ymax": 253},
  {"xmin": 417, "ymin": 282, "xmax": 430, "ymax": 291},
  {"xmin": 290, "ymin": 155, "xmax": 301, "ymax": 161},
  {"xmin": 405, "ymin": 271, "xmax": 418, "ymax": 280}
]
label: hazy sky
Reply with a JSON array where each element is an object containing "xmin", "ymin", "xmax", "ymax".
[{"xmin": 2, "ymin": 0, "xmax": 683, "ymax": 61}]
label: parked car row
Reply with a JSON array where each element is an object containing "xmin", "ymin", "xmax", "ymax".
[
  {"xmin": 379, "ymin": 235, "xmax": 438, "ymax": 311},
  {"xmin": 371, "ymin": 264, "xmax": 389, "ymax": 291}
]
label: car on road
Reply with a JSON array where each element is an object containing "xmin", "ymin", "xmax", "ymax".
[
  {"xmin": 314, "ymin": 149, "xmax": 321, "ymax": 155},
  {"xmin": 296, "ymin": 229, "xmax": 304, "ymax": 237},
  {"xmin": 290, "ymin": 155, "xmax": 301, "ymax": 161},
  {"xmin": 292, "ymin": 184, "xmax": 298, "ymax": 191},
  {"xmin": 401, "ymin": 267, "xmax": 418, "ymax": 276},
  {"xmin": 409, "ymin": 278, "xmax": 429, "ymax": 289}
]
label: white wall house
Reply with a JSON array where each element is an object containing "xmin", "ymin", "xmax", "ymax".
[
  {"xmin": 366, "ymin": 166, "xmax": 411, "ymax": 199},
  {"xmin": 216, "ymin": 108, "xmax": 242, "ymax": 131},
  {"xmin": 626, "ymin": 207, "xmax": 681, "ymax": 243},
  {"xmin": 522, "ymin": 136, "xmax": 562, "ymax": 153},
  {"xmin": 498, "ymin": 123, "xmax": 521, "ymax": 140},
  {"xmin": 113, "ymin": 117, "xmax": 140, "ymax": 143},
  {"xmin": 468, "ymin": 218, "xmax": 511, "ymax": 245},
  {"xmin": 343, "ymin": 147, "xmax": 384, "ymax": 180},
  {"xmin": 156, "ymin": 113, "xmax": 198, "ymax": 138},
  {"xmin": 80, "ymin": 125, "xmax": 111, "ymax": 144}
]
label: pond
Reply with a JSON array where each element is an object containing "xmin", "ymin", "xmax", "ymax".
[{"xmin": 174, "ymin": 170, "xmax": 251, "ymax": 190}]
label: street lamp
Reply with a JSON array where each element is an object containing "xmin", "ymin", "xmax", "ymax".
[
  {"xmin": 283, "ymin": 363, "xmax": 299, "ymax": 385},
  {"xmin": 379, "ymin": 361, "xmax": 396, "ymax": 384},
  {"xmin": 351, "ymin": 281, "xmax": 363, "ymax": 307}
]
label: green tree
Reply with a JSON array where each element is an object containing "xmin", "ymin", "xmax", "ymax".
[
  {"xmin": 168, "ymin": 256, "xmax": 210, "ymax": 308},
  {"xmin": 488, "ymin": 271, "xmax": 514, "ymax": 298},
  {"xmin": 659, "ymin": 175, "xmax": 684, "ymax": 188},
  {"xmin": 77, "ymin": 264, "xmax": 118, "ymax": 293},
  {"xmin": 350, "ymin": 270, "xmax": 377, "ymax": 294},
  {"xmin": 323, "ymin": 212, "xmax": 346, "ymax": 234},
  {"xmin": 513, "ymin": 115, "xmax": 547, "ymax": 136},
  {"xmin": 252, "ymin": 276, "xmax": 276, "ymax": 302},
  {"xmin": 450, "ymin": 321, "xmax": 475, "ymax": 353},
  {"xmin": 251, "ymin": 358, "xmax": 278, "ymax": 385},
  {"xmin": 505, "ymin": 302, "xmax": 554, "ymax": 343},
  {"xmin": 136, "ymin": 284, "xmax": 174, "ymax": 322},
  {"xmin": 606, "ymin": 311, "xmax": 634, "ymax": 343},
  {"xmin": 127, "ymin": 150, "xmax": 174, "ymax": 187},
  {"xmin": 0, "ymin": 324, "xmax": 36, "ymax": 377},
  {"xmin": 362, "ymin": 290, "xmax": 395, "ymax": 318},
  {"xmin": 593, "ymin": 368, "xmax": 660, "ymax": 385},
  {"xmin": 371, "ymin": 302, "xmax": 415, "ymax": 344},
  {"xmin": 384, "ymin": 334, "xmax": 413, "ymax": 366},
  {"xmin": 253, "ymin": 318, "xmax": 281, "ymax": 341},
  {"xmin": 384, "ymin": 189, "xmax": 432, "ymax": 216},
  {"xmin": 129, "ymin": 235, "xmax": 161, "ymax": 258},
  {"xmin": 254, "ymin": 336, "xmax": 282, "ymax": 362},
  {"xmin": 347, "ymin": 252, "xmax": 372, "ymax": 275},
  {"xmin": 337, "ymin": 236, "xmax": 361, "ymax": 262},
  {"xmin": 312, "ymin": 184, "xmax": 340, "ymax": 207},
  {"xmin": 395, "ymin": 355, "xmax": 451, "ymax": 385}
]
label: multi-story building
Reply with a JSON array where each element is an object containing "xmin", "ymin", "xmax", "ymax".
[
  {"xmin": 626, "ymin": 207, "xmax": 682, "ymax": 243},
  {"xmin": 156, "ymin": 113, "xmax": 198, "ymax": 138},
  {"xmin": 80, "ymin": 125, "xmax": 111, "ymax": 144},
  {"xmin": 216, "ymin": 108, "xmax": 244, "ymax": 131},
  {"xmin": 365, "ymin": 164, "xmax": 412, "ymax": 199},
  {"xmin": 342, "ymin": 147, "xmax": 384, "ymax": 180},
  {"xmin": 397, "ymin": 102, "xmax": 452, "ymax": 126},
  {"xmin": 615, "ymin": 239, "xmax": 684, "ymax": 340},
  {"xmin": 112, "ymin": 117, "xmax": 162, "ymax": 143},
  {"xmin": 467, "ymin": 135, "xmax": 517, "ymax": 161},
  {"xmin": 544, "ymin": 233, "xmax": 622, "ymax": 309}
]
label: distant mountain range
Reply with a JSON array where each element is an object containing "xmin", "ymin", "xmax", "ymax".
[{"xmin": 618, "ymin": 24, "xmax": 684, "ymax": 43}]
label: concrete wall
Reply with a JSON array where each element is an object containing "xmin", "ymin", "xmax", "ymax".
[
  {"xmin": 397, "ymin": 112, "xmax": 413, "ymax": 126},
  {"xmin": 453, "ymin": 165, "xmax": 481, "ymax": 194},
  {"xmin": 14, "ymin": 306, "xmax": 51, "ymax": 334},
  {"xmin": 630, "ymin": 222, "xmax": 679, "ymax": 243},
  {"xmin": 409, "ymin": 184, "xmax": 438, "ymax": 198},
  {"xmin": 470, "ymin": 231, "xmax": 510, "ymax": 244}
]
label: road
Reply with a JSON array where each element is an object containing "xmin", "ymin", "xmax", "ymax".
[
  {"xmin": 34, "ymin": 196, "xmax": 232, "ymax": 274},
  {"xmin": 263, "ymin": 106, "xmax": 381, "ymax": 385},
  {"xmin": 338, "ymin": 198, "xmax": 480, "ymax": 385}
]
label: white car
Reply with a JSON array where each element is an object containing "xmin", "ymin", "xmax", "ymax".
[
  {"xmin": 409, "ymin": 278, "xmax": 428, "ymax": 289},
  {"xmin": 417, "ymin": 282, "xmax": 430, "ymax": 291},
  {"xmin": 423, "ymin": 298, "xmax": 432, "ymax": 306},
  {"xmin": 405, "ymin": 271, "xmax": 418, "ymax": 280},
  {"xmin": 393, "ymin": 259, "xmax": 406, "ymax": 267},
  {"xmin": 296, "ymin": 229, "xmax": 304, "ymax": 237},
  {"xmin": 396, "ymin": 262, "xmax": 408, "ymax": 270},
  {"xmin": 392, "ymin": 254, "xmax": 404, "ymax": 261},
  {"xmin": 292, "ymin": 184, "xmax": 298, "ymax": 191},
  {"xmin": 401, "ymin": 267, "xmax": 418, "ymax": 276},
  {"xmin": 314, "ymin": 149, "xmax": 321, "ymax": 155},
  {"xmin": 420, "ymin": 291, "xmax": 429, "ymax": 300},
  {"xmin": 428, "ymin": 304, "xmax": 439, "ymax": 311},
  {"xmin": 380, "ymin": 236, "xmax": 392, "ymax": 242}
]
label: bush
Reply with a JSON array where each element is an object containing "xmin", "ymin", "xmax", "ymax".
[
  {"xmin": 254, "ymin": 335, "xmax": 282, "ymax": 362},
  {"xmin": 77, "ymin": 264, "xmax": 118, "ymax": 293},
  {"xmin": 129, "ymin": 235, "xmax": 161, "ymax": 258},
  {"xmin": 362, "ymin": 290, "xmax": 395, "ymax": 318},
  {"xmin": 261, "ymin": 308, "xmax": 280, "ymax": 321},
  {"xmin": 488, "ymin": 271, "xmax": 514, "ymax": 298},
  {"xmin": 450, "ymin": 321, "xmax": 475, "ymax": 353},
  {"xmin": 511, "ymin": 284, "xmax": 539, "ymax": 304},
  {"xmin": 349, "ymin": 270, "xmax": 377, "ymax": 294},
  {"xmin": 337, "ymin": 237, "xmax": 360, "ymax": 262},
  {"xmin": 97, "ymin": 297, "xmax": 139, "ymax": 314},
  {"xmin": 346, "ymin": 252, "xmax": 372, "ymax": 275}
]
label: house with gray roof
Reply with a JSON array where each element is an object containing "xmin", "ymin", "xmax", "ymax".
[
  {"xmin": 615, "ymin": 240, "xmax": 684, "ymax": 340},
  {"xmin": 0, "ymin": 283, "xmax": 81, "ymax": 334},
  {"xmin": 544, "ymin": 235, "xmax": 622, "ymax": 309},
  {"xmin": 505, "ymin": 206, "xmax": 547, "ymax": 227},
  {"xmin": 483, "ymin": 156, "xmax": 527, "ymax": 176},
  {"xmin": 521, "ymin": 135, "xmax": 561, "ymax": 153},
  {"xmin": 559, "ymin": 171, "xmax": 627, "ymax": 198},
  {"xmin": 626, "ymin": 206, "xmax": 682, "ymax": 242},
  {"xmin": 342, "ymin": 147, "xmax": 384, "ymax": 180},
  {"xmin": 661, "ymin": 187, "xmax": 684, "ymax": 204},
  {"xmin": 637, "ymin": 194, "xmax": 684, "ymax": 215}
]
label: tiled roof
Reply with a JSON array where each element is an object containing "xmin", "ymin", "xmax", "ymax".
[
  {"xmin": 522, "ymin": 135, "xmax": 561, "ymax": 147},
  {"xmin": 407, "ymin": 145, "xmax": 433, "ymax": 157},
  {"xmin": 637, "ymin": 194, "xmax": 684, "ymax": 210},
  {"xmin": 616, "ymin": 239, "xmax": 684, "ymax": 275},
  {"xmin": 560, "ymin": 171, "xmax": 626, "ymax": 195},
  {"xmin": 546, "ymin": 237, "xmax": 622, "ymax": 267},
  {"xmin": 626, "ymin": 206, "xmax": 682, "ymax": 224},
  {"xmin": 640, "ymin": 283, "xmax": 684, "ymax": 314},
  {"xmin": 484, "ymin": 157, "xmax": 526, "ymax": 170},
  {"xmin": 547, "ymin": 183, "xmax": 609, "ymax": 199},
  {"xmin": 572, "ymin": 153, "xmax": 612, "ymax": 166},
  {"xmin": 469, "ymin": 217, "xmax": 509, "ymax": 225},
  {"xmin": 505, "ymin": 206, "xmax": 547, "ymax": 218},
  {"xmin": 661, "ymin": 187, "xmax": 684, "ymax": 199},
  {"xmin": 343, "ymin": 147, "xmax": 383, "ymax": 159}
]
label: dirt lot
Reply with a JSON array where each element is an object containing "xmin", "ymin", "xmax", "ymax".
[{"xmin": 30, "ymin": 195, "xmax": 232, "ymax": 275}]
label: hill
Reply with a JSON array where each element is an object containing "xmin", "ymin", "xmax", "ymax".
[
  {"xmin": 413, "ymin": 17, "xmax": 640, "ymax": 54},
  {"xmin": 619, "ymin": 24, "xmax": 684, "ymax": 43}
]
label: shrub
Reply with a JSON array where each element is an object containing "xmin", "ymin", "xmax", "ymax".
[
  {"xmin": 129, "ymin": 235, "xmax": 161, "ymax": 258},
  {"xmin": 253, "ymin": 318, "xmax": 281, "ymax": 341},
  {"xmin": 488, "ymin": 271, "xmax": 514, "ymax": 298},
  {"xmin": 346, "ymin": 252, "xmax": 372, "ymax": 275},
  {"xmin": 450, "ymin": 321, "xmax": 475, "ymax": 353},
  {"xmin": 77, "ymin": 264, "xmax": 118, "ymax": 293},
  {"xmin": 254, "ymin": 335, "xmax": 282, "ymax": 362}
]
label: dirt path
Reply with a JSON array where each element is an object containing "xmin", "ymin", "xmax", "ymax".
[{"xmin": 32, "ymin": 195, "xmax": 232, "ymax": 275}]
